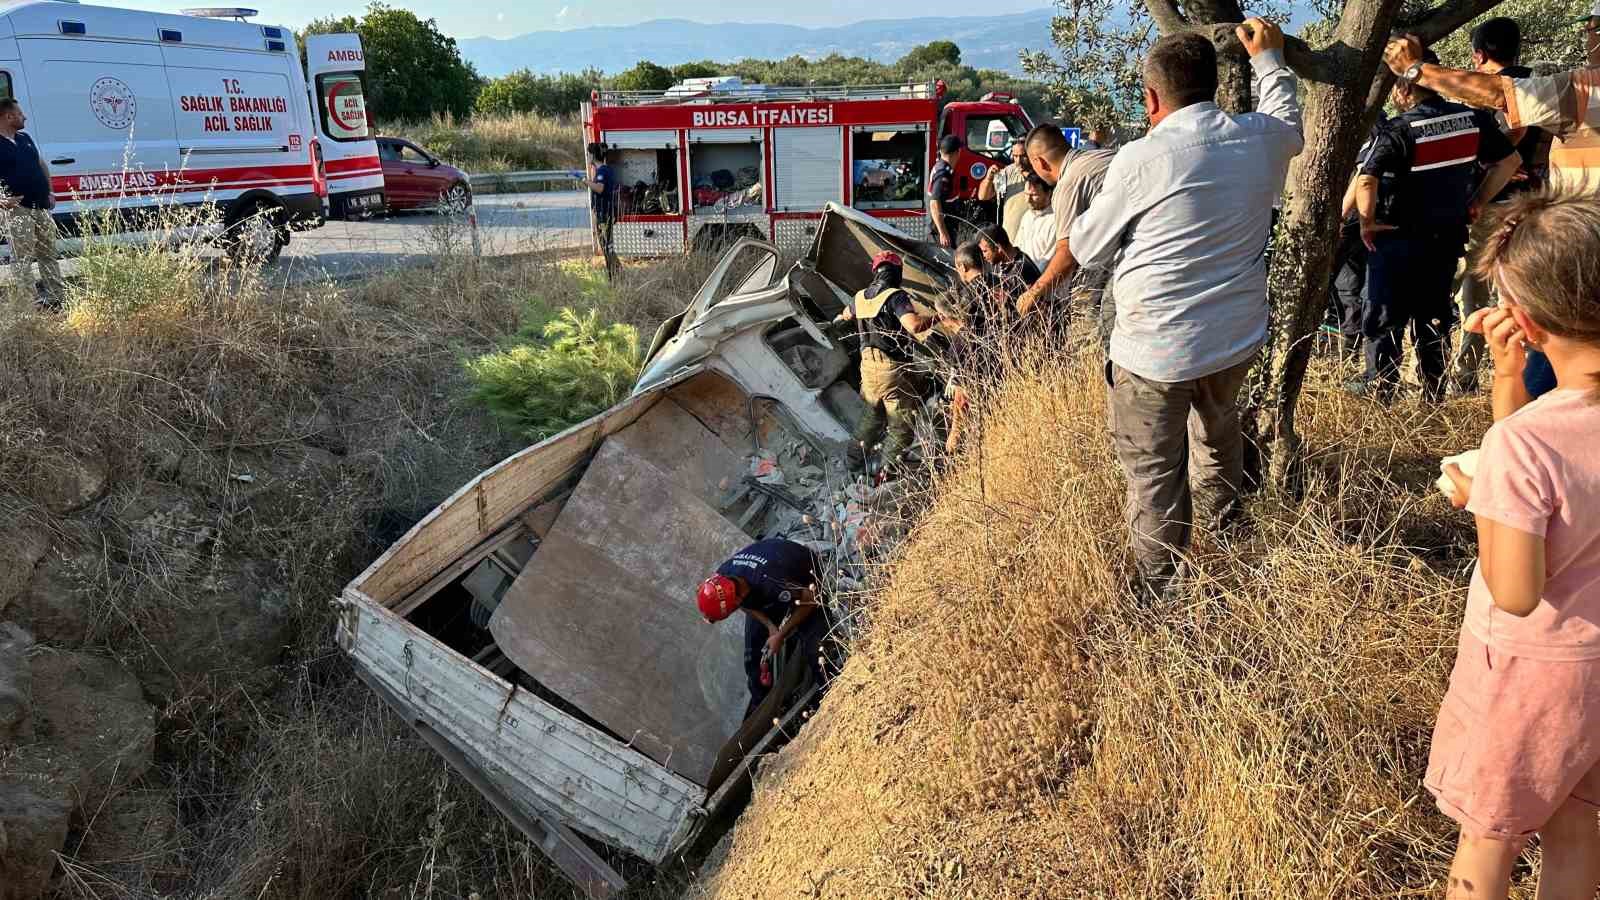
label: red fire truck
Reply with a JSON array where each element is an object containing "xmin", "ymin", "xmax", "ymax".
[{"xmin": 580, "ymin": 79, "xmax": 1033, "ymax": 256}]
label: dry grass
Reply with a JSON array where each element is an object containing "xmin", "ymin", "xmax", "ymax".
[
  {"xmin": 0, "ymin": 209, "xmax": 715, "ymax": 898},
  {"xmin": 701, "ymin": 343, "xmax": 1518, "ymax": 897}
]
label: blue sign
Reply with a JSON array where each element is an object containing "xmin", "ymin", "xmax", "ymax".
[{"xmin": 1060, "ymin": 127, "xmax": 1083, "ymax": 149}]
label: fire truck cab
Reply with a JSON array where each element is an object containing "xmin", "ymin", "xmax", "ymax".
[{"xmin": 581, "ymin": 79, "xmax": 1031, "ymax": 257}]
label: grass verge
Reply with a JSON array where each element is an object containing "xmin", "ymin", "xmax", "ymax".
[{"xmin": 702, "ymin": 347, "xmax": 1503, "ymax": 897}]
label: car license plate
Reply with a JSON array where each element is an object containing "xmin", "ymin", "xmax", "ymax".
[{"xmin": 349, "ymin": 193, "xmax": 382, "ymax": 211}]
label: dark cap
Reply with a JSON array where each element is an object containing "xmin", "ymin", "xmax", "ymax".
[{"xmin": 938, "ymin": 134, "xmax": 963, "ymax": 155}]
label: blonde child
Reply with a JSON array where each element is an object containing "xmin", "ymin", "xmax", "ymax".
[{"xmin": 1432, "ymin": 189, "xmax": 1600, "ymax": 898}]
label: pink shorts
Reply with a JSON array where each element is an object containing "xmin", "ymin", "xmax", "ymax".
[{"xmin": 1426, "ymin": 629, "xmax": 1600, "ymax": 838}]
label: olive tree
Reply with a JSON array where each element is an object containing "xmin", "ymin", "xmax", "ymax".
[{"xmin": 1028, "ymin": 0, "xmax": 1524, "ymax": 489}]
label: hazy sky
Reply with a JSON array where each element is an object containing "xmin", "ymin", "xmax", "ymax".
[{"xmin": 116, "ymin": 1, "xmax": 1058, "ymax": 38}]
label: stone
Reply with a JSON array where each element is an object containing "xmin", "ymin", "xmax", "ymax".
[
  {"xmin": 0, "ymin": 623, "xmax": 34, "ymax": 745},
  {"xmin": 0, "ymin": 773, "xmax": 71, "ymax": 900},
  {"xmin": 36, "ymin": 454, "xmax": 110, "ymax": 515},
  {"xmin": 69, "ymin": 785, "xmax": 179, "ymax": 877},
  {"xmin": 138, "ymin": 557, "xmax": 289, "ymax": 699},
  {"xmin": 28, "ymin": 650, "xmax": 156, "ymax": 815},
  {"xmin": 13, "ymin": 549, "xmax": 100, "ymax": 646},
  {"xmin": 0, "ymin": 525, "xmax": 50, "ymax": 614},
  {"xmin": 113, "ymin": 487, "xmax": 216, "ymax": 581}
]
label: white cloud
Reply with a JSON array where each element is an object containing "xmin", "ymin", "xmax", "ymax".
[{"xmin": 556, "ymin": 5, "xmax": 570, "ymax": 18}]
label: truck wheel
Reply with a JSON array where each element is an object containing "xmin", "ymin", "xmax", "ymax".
[
  {"xmin": 226, "ymin": 201, "xmax": 287, "ymax": 265},
  {"xmin": 438, "ymin": 182, "xmax": 472, "ymax": 216}
]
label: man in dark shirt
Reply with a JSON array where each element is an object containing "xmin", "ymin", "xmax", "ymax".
[
  {"xmin": 0, "ymin": 99, "xmax": 63, "ymax": 307},
  {"xmin": 833, "ymin": 251, "xmax": 932, "ymax": 471},
  {"xmin": 927, "ymin": 134, "xmax": 963, "ymax": 249},
  {"xmin": 1351, "ymin": 50, "xmax": 1520, "ymax": 404},
  {"xmin": 976, "ymin": 224, "xmax": 1040, "ymax": 310},
  {"xmin": 1451, "ymin": 17, "xmax": 1553, "ymax": 394},
  {"xmin": 583, "ymin": 141, "xmax": 619, "ymax": 281},
  {"xmin": 698, "ymin": 537, "xmax": 823, "ymax": 717}
]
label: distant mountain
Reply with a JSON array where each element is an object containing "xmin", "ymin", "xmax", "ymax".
[{"xmin": 458, "ymin": 10, "xmax": 1056, "ymax": 79}]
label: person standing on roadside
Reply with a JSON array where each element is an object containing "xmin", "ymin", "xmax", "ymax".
[
  {"xmin": 1013, "ymin": 128, "xmax": 1115, "ymax": 324},
  {"xmin": 1019, "ymin": 20, "xmax": 1303, "ymax": 595},
  {"xmin": 1449, "ymin": 18, "xmax": 1554, "ymax": 395},
  {"xmin": 0, "ymin": 99, "xmax": 63, "ymax": 309},
  {"xmin": 1348, "ymin": 48, "xmax": 1521, "ymax": 405},
  {"xmin": 583, "ymin": 141, "xmax": 619, "ymax": 281},
  {"xmin": 928, "ymin": 134, "xmax": 965, "ymax": 249},
  {"xmin": 975, "ymin": 136, "xmax": 1029, "ymax": 232}
]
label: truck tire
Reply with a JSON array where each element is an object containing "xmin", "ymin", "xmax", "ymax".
[{"xmin": 225, "ymin": 200, "xmax": 287, "ymax": 265}]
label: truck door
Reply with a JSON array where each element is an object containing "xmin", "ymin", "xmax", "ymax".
[
  {"xmin": 19, "ymin": 36, "xmax": 181, "ymax": 215},
  {"xmin": 304, "ymin": 33, "xmax": 383, "ymax": 218}
]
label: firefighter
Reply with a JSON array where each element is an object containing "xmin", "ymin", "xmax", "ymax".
[
  {"xmin": 582, "ymin": 141, "xmax": 620, "ymax": 281},
  {"xmin": 1350, "ymin": 49, "xmax": 1521, "ymax": 404},
  {"xmin": 928, "ymin": 134, "xmax": 965, "ymax": 248},
  {"xmin": 833, "ymin": 251, "xmax": 933, "ymax": 471},
  {"xmin": 697, "ymin": 538, "xmax": 824, "ymax": 719}
]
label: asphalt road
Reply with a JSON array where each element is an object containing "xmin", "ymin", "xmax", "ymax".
[
  {"xmin": 3, "ymin": 190, "xmax": 591, "ymax": 292},
  {"xmin": 276, "ymin": 189, "xmax": 592, "ymax": 282}
]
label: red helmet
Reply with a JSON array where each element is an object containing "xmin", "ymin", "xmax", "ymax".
[
  {"xmin": 697, "ymin": 574, "xmax": 742, "ymax": 622},
  {"xmin": 870, "ymin": 251, "xmax": 903, "ymax": 271}
]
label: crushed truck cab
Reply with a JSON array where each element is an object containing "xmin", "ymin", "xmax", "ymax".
[{"xmin": 336, "ymin": 205, "xmax": 951, "ymax": 898}]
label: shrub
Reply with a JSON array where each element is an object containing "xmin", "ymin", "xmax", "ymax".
[
  {"xmin": 467, "ymin": 307, "xmax": 642, "ymax": 441},
  {"xmin": 382, "ymin": 111, "xmax": 584, "ymax": 173}
]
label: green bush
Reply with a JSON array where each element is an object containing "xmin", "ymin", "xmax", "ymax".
[{"xmin": 467, "ymin": 307, "xmax": 642, "ymax": 441}]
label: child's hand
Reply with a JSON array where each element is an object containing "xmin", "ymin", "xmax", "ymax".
[
  {"xmin": 1480, "ymin": 307, "xmax": 1528, "ymax": 378},
  {"xmin": 1441, "ymin": 463, "xmax": 1473, "ymax": 509}
]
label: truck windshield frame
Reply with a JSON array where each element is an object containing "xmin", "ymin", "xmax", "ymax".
[{"xmin": 316, "ymin": 71, "xmax": 370, "ymax": 143}]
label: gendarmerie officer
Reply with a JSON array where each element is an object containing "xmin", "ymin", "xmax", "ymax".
[{"xmin": 1351, "ymin": 49, "xmax": 1520, "ymax": 404}]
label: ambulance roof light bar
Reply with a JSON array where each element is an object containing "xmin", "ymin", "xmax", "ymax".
[{"xmin": 181, "ymin": 7, "xmax": 260, "ymax": 20}]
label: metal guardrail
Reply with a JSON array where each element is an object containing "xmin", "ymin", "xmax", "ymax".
[{"xmin": 468, "ymin": 169, "xmax": 584, "ymax": 192}]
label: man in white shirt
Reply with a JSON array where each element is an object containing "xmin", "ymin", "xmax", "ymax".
[
  {"xmin": 1023, "ymin": 18, "xmax": 1304, "ymax": 592},
  {"xmin": 1013, "ymin": 175, "xmax": 1056, "ymax": 269}
]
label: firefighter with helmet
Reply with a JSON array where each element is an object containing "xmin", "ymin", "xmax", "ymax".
[
  {"xmin": 832, "ymin": 251, "xmax": 933, "ymax": 471},
  {"xmin": 698, "ymin": 538, "xmax": 824, "ymax": 719}
]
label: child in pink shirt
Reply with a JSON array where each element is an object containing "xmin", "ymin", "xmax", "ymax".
[{"xmin": 1433, "ymin": 189, "xmax": 1600, "ymax": 899}]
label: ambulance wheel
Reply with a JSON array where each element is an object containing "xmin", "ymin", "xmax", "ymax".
[
  {"xmin": 438, "ymin": 182, "xmax": 472, "ymax": 216},
  {"xmin": 226, "ymin": 201, "xmax": 287, "ymax": 265}
]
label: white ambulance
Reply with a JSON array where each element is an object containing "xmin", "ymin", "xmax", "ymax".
[{"xmin": 0, "ymin": 1, "xmax": 384, "ymax": 262}]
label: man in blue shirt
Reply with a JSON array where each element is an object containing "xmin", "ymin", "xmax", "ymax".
[
  {"xmin": 697, "ymin": 538, "xmax": 824, "ymax": 718},
  {"xmin": 0, "ymin": 99, "xmax": 63, "ymax": 308},
  {"xmin": 583, "ymin": 141, "xmax": 619, "ymax": 281}
]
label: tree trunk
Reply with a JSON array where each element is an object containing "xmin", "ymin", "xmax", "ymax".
[{"xmin": 1254, "ymin": 0, "xmax": 1402, "ymax": 491}]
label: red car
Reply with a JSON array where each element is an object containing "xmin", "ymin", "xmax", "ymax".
[{"xmin": 376, "ymin": 136, "xmax": 472, "ymax": 213}]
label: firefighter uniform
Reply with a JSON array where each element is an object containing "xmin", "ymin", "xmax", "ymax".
[
  {"xmin": 851, "ymin": 280, "xmax": 924, "ymax": 467},
  {"xmin": 1359, "ymin": 96, "xmax": 1515, "ymax": 402}
]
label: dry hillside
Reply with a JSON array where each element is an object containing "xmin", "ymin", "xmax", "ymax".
[
  {"xmin": 0, "ymin": 225, "xmax": 701, "ymax": 899},
  {"xmin": 701, "ymin": 351, "xmax": 1507, "ymax": 897}
]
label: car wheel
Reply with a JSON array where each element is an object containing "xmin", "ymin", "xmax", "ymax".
[
  {"xmin": 226, "ymin": 201, "xmax": 286, "ymax": 265},
  {"xmin": 438, "ymin": 182, "xmax": 472, "ymax": 216}
]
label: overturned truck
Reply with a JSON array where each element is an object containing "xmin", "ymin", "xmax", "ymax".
[{"xmin": 336, "ymin": 205, "xmax": 952, "ymax": 896}]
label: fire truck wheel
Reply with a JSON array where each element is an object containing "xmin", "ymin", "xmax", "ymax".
[
  {"xmin": 225, "ymin": 201, "xmax": 287, "ymax": 265},
  {"xmin": 438, "ymin": 182, "xmax": 473, "ymax": 216}
]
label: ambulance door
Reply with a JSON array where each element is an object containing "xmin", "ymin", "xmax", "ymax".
[
  {"xmin": 19, "ymin": 35, "xmax": 181, "ymax": 217},
  {"xmin": 305, "ymin": 33, "xmax": 383, "ymax": 218}
]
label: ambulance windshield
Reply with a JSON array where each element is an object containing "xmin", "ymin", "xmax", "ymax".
[{"xmin": 317, "ymin": 73, "xmax": 370, "ymax": 142}]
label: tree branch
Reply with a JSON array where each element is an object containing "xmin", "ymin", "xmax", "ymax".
[
  {"xmin": 1402, "ymin": 0, "xmax": 1512, "ymax": 44},
  {"xmin": 1146, "ymin": 0, "xmax": 1190, "ymax": 35}
]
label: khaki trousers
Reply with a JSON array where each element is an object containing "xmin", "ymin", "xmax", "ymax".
[
  {"xmin": 1107, "ymin": 356, "xmax": 1255, "ymax": 582},
  {"xmin": 855, "ymin": 347, "xmax": 919, "ymax": 462},
  {"xmin": 9, "ymin": 206, "xmax": 63, "ymax": 301}
]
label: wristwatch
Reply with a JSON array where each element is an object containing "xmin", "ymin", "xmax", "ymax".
[{"xmin": 1400, "ymin": 62, "xmax": 1424, "ymax": 84}]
